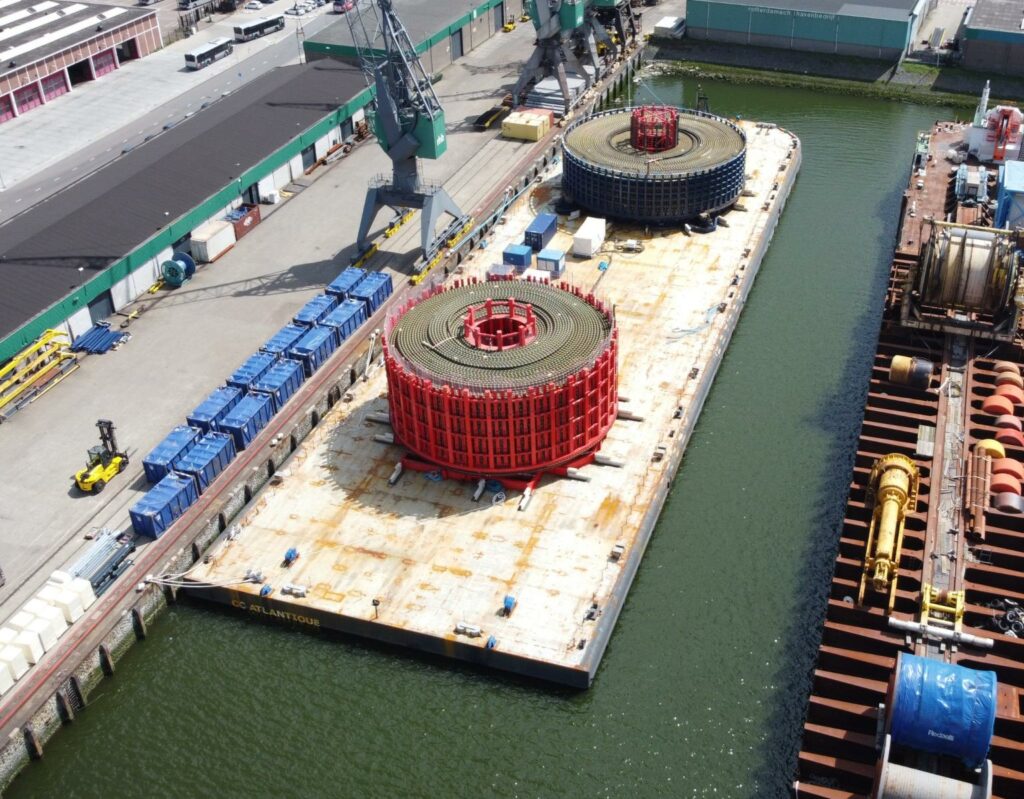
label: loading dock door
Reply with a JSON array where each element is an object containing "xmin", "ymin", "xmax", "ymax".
[
  {"xmin": 41, "ymin": 72, "xmax": 68, "ymax": 101},
  {"xmin": 87, "ymin": 291, "xmax": 115, "ymax": 325},
  {"xmin": 494, "ymin": 2, "xmax": 504, "ymax": 31},
  {"xmin": 300, "ymin": 144, "xmax": 316, "ymax": 171},
  {"xmin": 0, "ymin": 94, "xmax": 14, "ymax": 123},
  {"xmin": 451, "ymin": 28, "xmax": 464, "ymax": 60},
  {"xmin": 13, "ymin": 84, "xmax": 42, "ymax": 113},
  {"xmin": 92, "ymin": 50, "xmax": 117, "ymax": 78}
]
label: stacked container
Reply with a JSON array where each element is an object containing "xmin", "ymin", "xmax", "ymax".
[
  {"xmin": 326, "ymin": 267, "xmax": 367, "ymax": 298},
  {"xmin": 288, "ymin": 326, "xmax": 338, "ymax": 377},
  {"xmin": 227, "ymin": 352, "xmax": 278, "ymax": 391},
  {"xmin": 219, "ymin": 393, "xmax": 275, "ymax": 450},
  {"xmin": 187, "ymin": 386, "xmax": 243, "ymax": 432},
  {"xmin": 174, "ymin": 431, "xmax": 237, "ymax": 492},
  {"xmin": 294, "ymin": 294, "xmax": 338, "ymax": 326},
  {"xmin": 142, "ymin": 425, "xmax": 202, "ymax": 483},
  {"xmin": 130, "ymin": 472, "xmax": 200, "ymax": 538},
  {"xmin": 537, "ymin": 248, "xmax": 566, "ymax": 278},
  {"xmin": 251, "ymin": 358, "xmax": 305, "ymax": 411},
  {"xmin": 322, "ymin": 299, "xmax": 368, "ymax": 342},
  {"xmin": 525, "ymin": 213, "xmax": 557, "ymax": 251},
  {"xmin": 349, "ymin": 272, "xmax": 393, "ymax": 314},
  {"xmin": 503, "ymin": 244, "xmax": 533, "ymax": 272},
  {"xmin": 261, "ymin": 323, "xmax": 308, "ymax": 356}
]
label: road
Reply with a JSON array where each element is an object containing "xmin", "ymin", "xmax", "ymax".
[{"xmin": 0, "ymin": 4, "xmax": 342, "ymax": 223}]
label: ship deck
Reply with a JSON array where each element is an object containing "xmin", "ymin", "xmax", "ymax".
[
  {"xmin": 797, "ymin": 123, "xmax": 1024, "ymax": 797},
  {"xmin": 185, "ymin": 122, "xmax": 800, "ymax": 687}
]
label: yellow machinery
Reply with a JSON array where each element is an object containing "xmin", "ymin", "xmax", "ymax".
[
  {"xmin": 859, "ymin": 453, "xmax": 919, "ymax": 612},
  {"xmin": 0, "ymin": 330, "xmax": 77, "ymax": 422},
  {"xmin": 919, "ymin": 583, "xmax": 965, "ymax": 634},
  {"xmin": 503, "ymin": 14, "xmax": 516, "ymax": 31},
  {"xmin": 74, "ymin": 420, "xmax": 129, "ymax": 494}
]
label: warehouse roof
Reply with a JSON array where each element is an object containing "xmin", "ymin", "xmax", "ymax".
[
  {"xmin": 0, "ymin": 60, "xmax": 368, "ymax": 340},
  {"xmin": 0, "ymin": 0, "xmax": 154, "ymax": 74},
  {"xmin": 967, "ymin": 0, "xmax": 1024, "ymax": 33},
  {"xmin": 697, "ymin": 0, "xmax": 921, "ymax": 21}
]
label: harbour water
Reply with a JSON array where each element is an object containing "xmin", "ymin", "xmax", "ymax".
[{"xmin": 7, "ymin": 78, "xmax": 959, "ymax": 798}]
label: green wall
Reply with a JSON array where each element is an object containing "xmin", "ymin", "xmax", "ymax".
[
  {"xmin": 688, "ymin": 0, "xmax": 912, "ymax": 53},
  {"xmin": 0, "ymin": 85, "xmax": 374, "ymax": 365}
]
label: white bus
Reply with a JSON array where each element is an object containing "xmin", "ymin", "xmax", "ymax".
[
  {"xmin": 184, "ymin": 37, "xmax": 234, "ymax": 70},
  {"xmin": 233, "ymin": 15, "xmax": 286, "ymax": 42}
]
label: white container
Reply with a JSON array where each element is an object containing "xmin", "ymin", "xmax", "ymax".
[
  {"xmin": 573, "ymin": 217, "xmax": 607, "ymax": 258},
  {"xmin": 27, "ymin": 617, "xmax": 58, "ymax": 651},
  {"xmin": 7, "ymin": 612, "xmax": 35, "ymax": 633},
  {"xmin": 11, "ymin": 630, "xmax": 44, "ymax": 665},
  {"xmin": 0, "ymin": 645, "xmax": 29, "ymax": 680},
  {"xmin": 24, "ymin": 599, "xmax": 68, "ymax": 639},
  {"xmin": 38, "ymin": 585, "xmax": 84, "ymax": 623},
  {"xmin": 49, "ymin": 570, "xmax": 73, "ymax": 585},
  {"xmin": 70, "ymin": 578, "xmax": 97, "ymax": 611},
  {"xmin": 0, "ymin": 663, "xmax": 12, "ymax": 696},
  {"xmin": 191, "ymin": 220, "xmax": 236, "ymax": 263}
]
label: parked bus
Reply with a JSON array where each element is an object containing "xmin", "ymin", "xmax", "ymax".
[
  {"xmin": 333, "ymin": 0, "xmax": 353, "ymax": 12},
  {"xmin": 184, "ymin": 37, "xmax": 234, "ymax": 70},
  {"xmin": 233, "ymin": 15, "xmax": 285, "ymax": 42}
]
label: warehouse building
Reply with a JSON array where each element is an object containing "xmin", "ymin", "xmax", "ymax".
[
  {"xmin": 304, "ymin": 0, "xmax": 516, "ymax": 74},
  {"xmin": 685, "ymin": 0, "xmax": 929, "ymax": 61},
  {"xmin": 962, "ymin": 0, "xmax": 1024, "ymax": 75},
  {"xmin": 0, "ymin": 0, "xmax": 161, "ymax": 124},
  {"xmin": 0, "ymin": 61, "xmax": 372, "ymax": 363}
]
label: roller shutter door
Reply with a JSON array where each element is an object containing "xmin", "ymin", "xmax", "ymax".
[
  {"xmin": 92, "ymin": 49, "xmax": 117, "ymax": 77},
  {"xmin": 42, "ymin": 72, "xmax": 68, "ymax": 101},
  {"xmin": 13, "ymin": 84, "xmax": 42, "ymax": 113},
  {"xmin": 0, "ymin": 94, "xmax": 14, "ymax": 123},
  {"xmin": 451, "ymin": 28, "xmax": 464, "ymax": 60},
  {"xmin": 494, "ymin": 2, "xmax": 504, "ymax": 31}
]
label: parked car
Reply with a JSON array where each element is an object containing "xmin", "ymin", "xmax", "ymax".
[{"xmin": 244, "ymin": 0, "xmax": 262, "ymax": 8}]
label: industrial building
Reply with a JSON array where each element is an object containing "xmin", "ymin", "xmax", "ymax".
[
  {"xmin": 0, "ymin": 0, "xmax": 161, "ymax": 124},
  {"xmin": 0, "ymin": 60, "xmax": 372, "ymax": 364},
  {"xmin": 304, "ymin": 0, "xmax": 516, "ymax": 73},
  {"xmin": 962, "ymin": 0, "xmax": 1024, "ymax": 75},
  {"xmin": 685, "ymin": 0, "xmax": 929, "ymax": 61}
]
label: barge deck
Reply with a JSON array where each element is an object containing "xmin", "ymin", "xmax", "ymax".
[
  {"xmin": 185, "ymin": 121, "xmax": 801, "ymax": 687},
  {"xmin": 796, "ymin": 121, "xmax": 1024, "ymax": 796}
]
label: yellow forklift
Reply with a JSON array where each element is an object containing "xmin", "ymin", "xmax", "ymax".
[
  {"xmin": 74, "ymin": 419, "xmax": 129, "ymax": 494},
  {"xmin": 503, "ymin": 14, "xmax": 517, "ymax": 31}
]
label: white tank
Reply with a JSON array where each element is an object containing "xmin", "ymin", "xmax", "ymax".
[
  {"xmin": 0, "ymin": 645, "xmax": 30, "ymax": 681},
  {"xmin": 23, "ymin": 599, "xmax": 68, "ymax": 640},
  {"xmin": 37, "ymin": 585, "xmax": 84, "ymax": 624}
]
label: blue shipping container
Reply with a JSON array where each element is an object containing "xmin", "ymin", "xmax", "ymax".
[
  {"xmin": 219, "ymin": 392, "xmax": 275, "ymax": 451},
  {"xmin": 503, "ymin": 244, "xmax": 533, "ymax": 270},
  {"xmin": 227, "ymin": 351, "xmax": 278, "ymax": 391},
  {"xmin": 525, "ymin": 212, "xmax": 557, "ymax": 252},
  {"xmin": 261, "ymin": 323, "xmax": 308, "ymax": 356},
  {"xmin": 251, "ymin": 358, "xmax": 305, "ymax": 412},
  {"xmin": 288, "ymin": 325, "xmax": 338, "ymax": 377},
  {"xmin": 129, "ymin": 472, "xmax": 199, "ymax": 539},
  {"xmin": 537, "ymin": 247, "xmax": 566, "ymax": 277},
  {"xmin": 174, "ymin": 432, "xmax": 236, "ymax": 492},
  {"xmin": 349, "ymin": 272, "xmax": 393, "ymax": 315},
  {"xmin": 187, "ymin": 386, "xmax": 243, "ymax": 432},
  {"xmin": 294, "ymin": 294, "xmax": 338, "ymax": 326},
  {"xmin": 325, "ymin": 267, "xmax": 367, "ymax": 298},
  {"xmin": 142, "ymin": 425, "xmax": 202, "ymax": 484},
  {"xmin": 322, "ymin": 299, "xmax": 368, "ymax": 342}
]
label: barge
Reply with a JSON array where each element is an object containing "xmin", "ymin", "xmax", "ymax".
[
  {"xmin": 184, "ymin": 114, "xmax": 801, "ymax": 687},
  {"xmin": 795, "ymin": 89, "xmax": 1024, "ymax": 797}
]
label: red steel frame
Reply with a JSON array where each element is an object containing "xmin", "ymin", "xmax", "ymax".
[
  {"xmin": 630, "ymin": 105, "xmax": 679, "ymax": 153},
  {"xmin": 384, "ymin": 284, "xmax": 618, "ymax": 477}
]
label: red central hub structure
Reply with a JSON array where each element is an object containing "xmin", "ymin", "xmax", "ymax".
[
  {"xmin": 463, "ymin": 297, "xmax": 538, "ymax": 351},
  {"xmin": 384, "ymin": 277, "xmax": 618, "ymax": 479},
  {"xmin": 630, "ymin": 105, "xmax": 679, "ymax": 153}
]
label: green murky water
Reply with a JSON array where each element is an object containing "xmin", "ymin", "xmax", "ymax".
[{"xmin": 7, "ymin": 78, "xmax": 955, "ymax": 799}]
